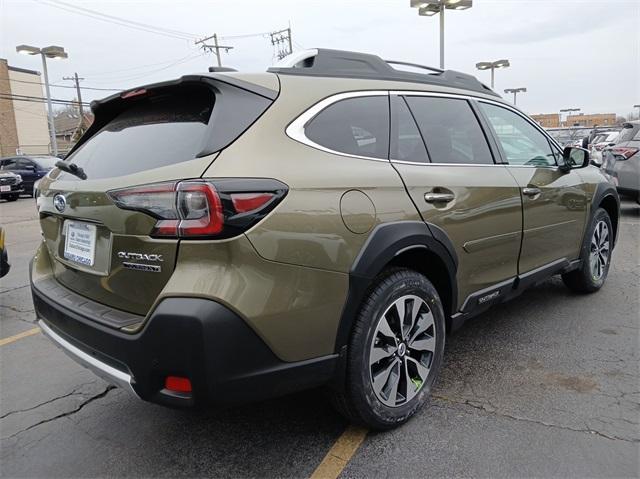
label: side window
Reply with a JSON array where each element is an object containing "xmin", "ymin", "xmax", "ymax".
[
  {"xmin": 2, "ymin": 159, "xmax": 18, "ymax": 170},
  {"xmin": 390, "ymin": 96, "xmax": 429, "ymax": 163},
  {"xmin": 405, "ymin": 97, "xmax": 494, "ymax": 165},
  {"xmin": 305, "ymin": 96, "xmax": 389, "ymax": 160},
  {"xmin": 479, "ymin": 103, "xmax": 557, "ymax": 167}
]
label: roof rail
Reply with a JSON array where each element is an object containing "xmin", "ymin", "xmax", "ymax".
[{"xmin": 268, "ymin": 48, "xmax": 497, "ymax": 97}]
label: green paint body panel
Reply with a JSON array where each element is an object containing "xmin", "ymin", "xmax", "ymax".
[{"xmin": 31, "ymin": 70, "xmax": 614, "ymax": 363}]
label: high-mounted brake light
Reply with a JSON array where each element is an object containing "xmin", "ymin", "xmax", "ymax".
[
  {"xmin": 108, "ymin": 179, "xmax": 288, "ymax": 239},
  {"xmin": 121, "ymin": 88, "xmax": 147, "ymax": 99}
]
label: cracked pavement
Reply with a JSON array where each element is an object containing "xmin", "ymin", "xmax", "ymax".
[{"xmin": 1, "ymin": 198, "xmax": 639, "ymax": 478}]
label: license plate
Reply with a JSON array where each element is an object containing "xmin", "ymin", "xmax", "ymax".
[
  {"xmin": 0, "ymin": 185, "xmax": 10, "ymax": 192},
  {"xmin": 64, "ymin": 221, "xmax": 97, "ymax": 266}
]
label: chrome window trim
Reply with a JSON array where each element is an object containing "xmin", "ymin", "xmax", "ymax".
[{"xmin": 285, "ymin": 90, "xmax": 390, "ymax": 163}]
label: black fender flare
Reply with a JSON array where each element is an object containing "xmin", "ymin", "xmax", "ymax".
[
  {"xmin": 333, "ymin": 221, "xmax": 458, "ymax": 354},
  {"xmin": 589, "ymin": 182, "xmax": 620, "ymax": 247}
]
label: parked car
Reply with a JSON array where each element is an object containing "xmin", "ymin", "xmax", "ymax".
[
  {"xmin": 602, "ymin": 121, "xmax": 640, "ymax": 203},
  {"xmin": 590, "ymin": 130, "xmax": 620, "ymax": 166},
  {"xmin": 0, "ymin": 171, "xmax": 23, "ymax": 202},
  {"xmin": 546, "ymin": 127, "xmax": 592, "ymax": 148},
  {"xmin": 31, "ymin": 49, "xmax": 620, "ymax": 430},
  {"xmin": 0, "ymin": 155, "xmax": 58, "ymax": 197},
  {"xmin": 0, "ymin": 227, "xmax": 9, "ymax": 278}
]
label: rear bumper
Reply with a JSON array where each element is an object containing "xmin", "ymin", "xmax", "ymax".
[{"xmin": 31, "ymin": 275, "xmax": 338, "ymax": 408}]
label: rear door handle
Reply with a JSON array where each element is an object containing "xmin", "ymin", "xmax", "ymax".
[
  {"xmin": 424, "ymin": 192, "xmax": 455, "ymax": 203},
  {"xmin": 523, "ymin": 187, "xmax": 541, "ymax": 197}
]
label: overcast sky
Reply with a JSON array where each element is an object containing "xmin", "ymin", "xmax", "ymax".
[{"xmin": 1, "ymin": 0, "xmax": 639, "ymax": 117}]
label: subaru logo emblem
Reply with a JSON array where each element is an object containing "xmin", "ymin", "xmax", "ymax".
[{"xmin": 53, "ymin": 194, "xmax": 67, "ymax": 213}]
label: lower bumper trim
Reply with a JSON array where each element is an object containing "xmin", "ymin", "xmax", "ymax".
[{"xmin": 39, "ymin": 319, "xmax": 138, "ymax": 397}]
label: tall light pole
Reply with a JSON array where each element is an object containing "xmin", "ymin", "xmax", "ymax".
[
  {"xmin": 504, "ymin": 87, "xmax": 526, "ymax": 106},
  {"xmin": 410, "ymin": 0, "xmax": 473, "ymax": 70},
  {"xmin": 475, "ymin": 59, "xmax": 510, "ymax": 89},
  {"xmin": 16, "ymin": 44, "xmax": 68, "ymax": 156},
  {"xmin": 560, "ymin": 107, "xmax": 581, "ymax": 127},
  {"xmin": 634, "ymin": 104, "xmax": 640, "ymax": 119}
]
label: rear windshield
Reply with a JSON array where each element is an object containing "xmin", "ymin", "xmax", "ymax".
[
  {"xmin": 616, "ymin": 124, "xmax": 640, "ymax": 143},
  {"xmin": 65, "ymin": 86, "xmax": 215, "ymax": 179}
]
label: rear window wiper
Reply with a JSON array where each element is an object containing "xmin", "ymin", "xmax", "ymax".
[{"xmin": 55, "ymin": 160, "xmax": 87, "ymax": 180}]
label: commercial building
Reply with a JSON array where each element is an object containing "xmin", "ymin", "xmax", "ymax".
[
  {"xmin": 565, "ymin": 113, "xmax": 616, "ymax": 128},
  {"xmin": 0, "ymin": 59, "xmax": 50, "ymax": 156},
  {"xmin": 531, "ymin": 113, "xmax": 560, "ymax": 128}
]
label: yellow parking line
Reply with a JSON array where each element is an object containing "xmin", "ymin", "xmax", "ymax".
[
  {"xmin": 0, "ymin": 327, "xmax": 40, "ymax": 347},
  {"xmin": 310, "ymin": 425, "xmax": 368, "ymax": 479}
]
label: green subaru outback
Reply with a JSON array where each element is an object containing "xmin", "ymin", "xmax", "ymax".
[{"xmin": 31, "ymin": 49, "xmax": 620, "ymax": 429}]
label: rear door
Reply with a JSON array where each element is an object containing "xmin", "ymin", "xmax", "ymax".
[
  {"xmin": 37, "ymin": 77, "xmax": 275, "ymax": 316},
  {"xmin": 390, "ymin": 93, "xmax": 523, "ymax": 309},
  {"xmin": 477, "ymin": 101, "xmax": 588, "ymax": 273}
]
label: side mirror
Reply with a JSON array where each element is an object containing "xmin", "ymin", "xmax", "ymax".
[{"xmin": 560, "ymin": 146, "xmax": 590, "ymax": 172}]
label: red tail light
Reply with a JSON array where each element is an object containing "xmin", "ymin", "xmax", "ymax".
[
  {"xmin": 108, "ymin": 179, "xmax": 288, "ymax": 239},
  {"xmin": 610, "ymin": 147, "xmax": 639, "ymax": 160}
]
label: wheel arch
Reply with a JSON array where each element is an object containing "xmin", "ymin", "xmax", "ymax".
[
  {"xmin": 592, "ymin": 182, "xmax": 620, "ymax": 247},
  {"xmin": 334, "ymin": 221, "xmax": 458, "ymax": 354}
]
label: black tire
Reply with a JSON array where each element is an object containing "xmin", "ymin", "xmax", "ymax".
[
  {"xmin": 330, "ymin": 268, "xmax": 446, "ymax": 430},
  {"xmin": 6, "ymin": 194, "xmax": 19, "ymax": 202},
  {"xmin": 562, "ymin": 207, "xmax": 613, "ymax": 293}
]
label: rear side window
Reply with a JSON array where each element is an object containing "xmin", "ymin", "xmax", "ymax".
[
  {"xmin": 617, "ymin": 124, "xmax": 640, "ymax": 143},
  {"xmin": 405, "ymin": 97, "xmax": 494, "ymax": 165},
  {"xmin": 305, "ymin": 96, "xmax": 389, "ymax": 160}
]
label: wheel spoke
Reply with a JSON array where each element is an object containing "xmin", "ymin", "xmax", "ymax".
[
  {"xmin": 393, "ymin": 298, "xmax": 407, "ymax": 336},
  {"xmin": 370, "ymin": 343, "xmax": 397, "ymax": 366},
  {"xmin": 386, "ymin": 362, "xmax": 401, "ymax": 405},
  {"xmin": 406, "ymin": 356, "xmax": 430, "ymax": 383},
  {"xmin": 377, "ymin": 315, "xmax": 397, "ymax": 343},
  {"xmin": 409, "ymin": 335, "xmax": 436, "ymax": 352},
  {"xmin": 409, "ymin": 310, "xmax": 434, "ymax": 344},
  {"xmin": 403, "ymin": 360, "xmax": 419, "ymax": 402},
  {"xmin": 372, "ymin": 358, "xmax": 398, "ymax": 397}
]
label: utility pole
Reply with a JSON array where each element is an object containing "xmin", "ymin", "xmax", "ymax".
[
  {"xmin": 270, "ymin": 27, "xmax": 293, "ymax": 60},
  {"xmin": 195, "ymin": 34, "xmax": 234, "ymax": 67},
  {"xmin": 63, "ymin": 72, "xmax": 85, "ymax": 117}
]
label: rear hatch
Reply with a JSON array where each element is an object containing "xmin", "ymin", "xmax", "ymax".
[{"xmin": 36, "ymin": 74, "xmax": 277, "ymax": 316}]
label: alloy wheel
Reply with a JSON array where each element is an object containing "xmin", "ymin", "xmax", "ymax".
[
  {"xmin": 590, "ymin": 220, "xmax": 610, "ymax": 281},
  {"xmin": 368, "ymin": 295, "xmax": 436, "ymax": 408}
]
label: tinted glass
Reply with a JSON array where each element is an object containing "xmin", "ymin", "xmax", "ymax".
[
  {"xmin": 32, "ymin": 156, "xmax": 59, "ymax": 169},
  {"xmin": 617, "ymin": 124, "xmax": 640, "ymax": 143},
  {"xmin": 405, "ymin": 97, "xmax": 494, "ymax": 165},
  {"xmin": 305, "ymin": 96, "xmax": 389, "ymax": 160},
  {"xmin": 390, "ymin": 96, "xmax": 429, "ymax": 163},
  {"xmin": 66, "ymin": 86, "xmax": 214, "ymax": 179},
  {"xmin": 1, "ymin": 159, "xmax": 18, "ymax": 170},
  {"xmin": 480, "ymin": 103, "xmax": 556, "ymax": 166}
]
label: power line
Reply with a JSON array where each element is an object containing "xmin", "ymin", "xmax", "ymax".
[
  {"xmin": 35, "ymin": 0, "xmax": 198, "ymax": 41},
  {"xmin": 0, "ymin": 93, "xmax": 91, "ymax": 107},
  {"xmin": 8, "ymin": 77, "xmax": 121, "ymax": 92}
]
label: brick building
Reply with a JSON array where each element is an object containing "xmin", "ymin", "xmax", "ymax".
[
  {"xmin": 0, "ymin": 59, "xmax": 50, "ymax": 156},
  {"xmin": 565, "ymin": 113, "xmax": 616, "ymax": 128},
  {"xmin": 530, "ymin": 113, "xmax": 560, "ymax": 128}
]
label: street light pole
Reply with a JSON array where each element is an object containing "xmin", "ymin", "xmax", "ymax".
[
  {"xmin": 410, "ymin": 0, "xmax": 473, "ymax": 70},
  {"xmin": 16, "ymin": 45, "xmax": 68, "ymax": 157},
  {"xmin": 634, "ymin": 104, "xmax": 640, "ymax": 119},
  {"xmin": 504, "ymin": 87, "xmax": 526, "ymax": 106},
  {"xmin": 38, "ymin": 52, "xmax": 57, "ymax": 156},
  {"xmin": 475, "ymin": 59, "xmax": 510, "ymax": 89}
]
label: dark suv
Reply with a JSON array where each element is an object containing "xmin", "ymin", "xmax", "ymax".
[{"xmin": 31, "ymin": 49, "xmax": 619, "ymax": 429}]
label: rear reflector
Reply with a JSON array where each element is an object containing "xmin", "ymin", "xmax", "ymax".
[
  {"xmin": 165, "ymin": 376, "xmax": 192, "ymax": 393},
  {"xmin": 231, "ymin": 192, "xmax": 274, "ymax": 213}
]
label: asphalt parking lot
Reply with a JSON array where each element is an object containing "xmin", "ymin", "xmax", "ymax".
[{"xmin": 1, "ymin": 195, "xmax": 638, "ymax": 478}]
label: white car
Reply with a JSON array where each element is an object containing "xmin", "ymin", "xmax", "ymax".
[{"xmin": 591, "ymin": 131, "xmax": 620, "ymax": 166}]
